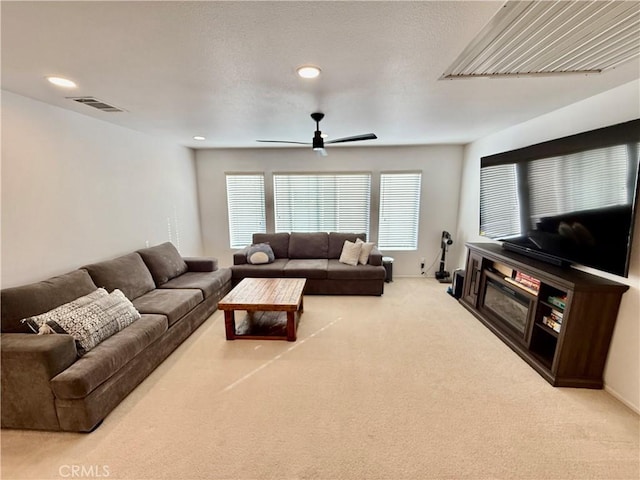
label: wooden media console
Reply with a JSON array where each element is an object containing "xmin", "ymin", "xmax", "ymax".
[{"xmin": 460, "ymin": 243, "xmax": 629, "ymax": 388}]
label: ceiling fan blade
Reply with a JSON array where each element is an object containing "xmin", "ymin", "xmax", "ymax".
[
  {"xmin": 314, "ymin": 148, "xmax": 328, "ymax": 157},
  {"xmin": 256, "ymin": 140, "xmax": 310, "ymax": 145},
  {"xmin": 325, "ymin": 133, "xmax": 378, "ymax": 144}
]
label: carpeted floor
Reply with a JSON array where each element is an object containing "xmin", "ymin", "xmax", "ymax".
[{"xmin": 1, "ymin": 278, "xmax": 638, "ymax": 480}]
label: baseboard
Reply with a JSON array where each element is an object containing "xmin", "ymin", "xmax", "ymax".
[{"xmin": 604, "ymin": 384, "xmax": 640, "ymax": 415}]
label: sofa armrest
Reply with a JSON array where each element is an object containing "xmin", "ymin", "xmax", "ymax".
[
  {"xmin": 368, "ymin": 247, "xmax": 383, "ymax": 266},
  {"xmin": 1, "ymin": 333, "xmax": 77, "ymax": 430},
  {"xmin": 184, "ymin": 257, "xmax": 218, "ymax": 272},
  {"xmin": 232, "ymin": 247, "xmax": 250, "ymax": 265}
]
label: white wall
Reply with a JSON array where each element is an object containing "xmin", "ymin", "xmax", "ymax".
[
  {"xmin": 1, "ymin": 91, "xmax": 203, "ymax": 288},
  {"xmin": 195, "ymin": 145, "xmax": 464, "ymax": 277},
  {"xmin": 455, "ymin": 80, "xmax": 640, "ymax": 412}
]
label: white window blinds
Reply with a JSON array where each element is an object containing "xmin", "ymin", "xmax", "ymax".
[
  {"xmin": 378, "ymin": 172, "xmax": 422, "ymax": 250},
  {"xmin": 225, "ymin": 174, "xmax": 266, "ymax": 248},
  {"xmin": 273, "ymin": 173, "xmax": 371, "ymax": 235}
]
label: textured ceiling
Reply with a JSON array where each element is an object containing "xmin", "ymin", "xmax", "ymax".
[{"xmin": 2, "ymin": 1, "xmax": 639, "ymax": 150}]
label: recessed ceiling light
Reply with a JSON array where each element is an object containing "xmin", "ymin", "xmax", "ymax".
[
  {"xmin": 46, "ymin": 76, "xmax": 77, "ymax": 88},
  {"xmin": 193, "ymin": 136, "xmax": 206, "ymax": 141},
  {"xmin": 296, "ymin": 65, "xmax": 321, "ymax": 79}
]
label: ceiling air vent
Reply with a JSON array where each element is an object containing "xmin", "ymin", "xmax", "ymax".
[
  {"xmin": 442, "ymin": 0, "xmax": 640, "ymax": 79},
  {"xmin": 67, "ymin": 96, "xmax": 126, "ymax": 112}
]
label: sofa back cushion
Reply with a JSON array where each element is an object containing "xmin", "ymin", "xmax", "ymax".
[
  {"xmin": 328, "ymin": 232, "xmax": 367, "ymax": 259},
  {"xmin": 289, "ymin": 232, "xmax": 329, "ymax": 259},
  {"xmin": 137, "ymin": 242, "xmax": 188, "ymax": 286},
  {"xmin": 84, "ymin": 252, "xmax": 155, "ymax": 301},
  {"xmin": 1, "ymin": 270, "xmax": 98, "ymax": 333},
  {"xmin": 252, "ymin": 233, "xmax": 290, "ymax": 259}
]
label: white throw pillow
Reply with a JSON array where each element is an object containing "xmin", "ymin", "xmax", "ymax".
[
  {"xmin": 339, "ymin": 240, "xmax": 362, "ymax": 266},
  {"xmin": 356, "ymin": 238, "xmax": 375, "ymax": 265}
]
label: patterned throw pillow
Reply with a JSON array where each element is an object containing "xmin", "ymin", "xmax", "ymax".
[
  {"xmin": 356, "ymin": 238, "xmax": 376, "ymax": 265},
  {"xmin": 21, "ymin": 288, "xmax": 109, "ymax": 334},
  {"xmin": 39, "ymin": 289, "xmax": 141, "ymax": 356},
  {"xmin": 246, "ymin": 243, "xmax": 275, "ymax": 265},
  {"xmin": 339, "ymin": 240, "xmax": 362, "ymax": 266}
]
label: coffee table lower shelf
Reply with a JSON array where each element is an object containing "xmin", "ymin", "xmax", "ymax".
[{"xmin": 230, "ymin": 310, "xmax": 301, "ymax": 341}]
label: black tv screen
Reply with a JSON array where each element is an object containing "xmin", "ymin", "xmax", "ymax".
[{"xmin": 480, "ymin": 119, "xmax": 640, "ymax": 277}]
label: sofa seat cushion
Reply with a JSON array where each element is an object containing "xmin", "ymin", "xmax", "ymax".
[
  {"xmin": 289, "ymin": 232, "xmax": 329, "ymax": 259},
  {"xmin": 160, "ymin": 269, "xmax": 231, "ymax": 299},
  {"xmin": 327, "ymin": 259, "xmax": 386, "ymax": 280},
  {"xmin": 132, "ymin": 289, "xmax": 203, "ymax": 326},
  {"xmin": 231, "ymin": 258, "xmax": 287, "ymax": 279},
  {"xmin": 137, "ymin": 242, "xmax": 188, "ymax": 286},
  {"xmin": 284, "ymin": 259, "xmax": 328, "ymax": 279},
  {"xmin": 51, "ymin": 314, "xmax": 168, "ymax": 399},
  {"xmin": 84, "ymin": 253, "xmax": 156, "ymax": 301},
  {"xmin": 1, "ymin": 270, "xmax": 98, "ymax": 334}
]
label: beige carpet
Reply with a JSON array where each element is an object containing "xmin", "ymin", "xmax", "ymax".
[{"xmin": 1, "ymin": 279, "xmax": 638, "ymax": 480}]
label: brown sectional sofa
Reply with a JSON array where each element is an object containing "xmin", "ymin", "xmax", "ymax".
[
  {"xmin": 231, "ymin": 232, "xmax": 386, "ymax": 295},
  {"xmin": 1, "ymin": 242, "xmax": 231, "ymax": 432}
]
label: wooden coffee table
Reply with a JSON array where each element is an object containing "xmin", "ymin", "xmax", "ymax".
[{"xmin": 218, "ymin": 278, "xmax": 306, "ymax": 341}]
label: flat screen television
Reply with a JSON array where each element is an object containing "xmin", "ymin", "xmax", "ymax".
[{"xmin": 480, "ymin": 119, "xmax": 640, "ymax": 278}]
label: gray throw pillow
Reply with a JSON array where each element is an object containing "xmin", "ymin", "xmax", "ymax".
[{"xmin": 246, "ymin": 243, "xmax": 275, "ymax": 265}]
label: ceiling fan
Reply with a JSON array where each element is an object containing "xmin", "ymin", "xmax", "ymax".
[{"xmin": 257, "ymin": 112, "xmax": 377, "ymax": 156}]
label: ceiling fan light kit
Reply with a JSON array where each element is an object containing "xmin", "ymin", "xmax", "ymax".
[{"xmin": 257, "ymin": 112, "xmax": 377, "ymax": 155}]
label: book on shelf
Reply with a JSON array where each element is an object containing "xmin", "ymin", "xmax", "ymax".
[
  {"xmin": 548, "ymin": 295, "xmax": 567, "ymax": 310},
  {"xmin": 542, "ymin": 316, "xmax": 562, "ymax": 333},
  {"xmin": 504, "ymin": 270, "xmax": 540, "ymax": 295},
  {"xmin": 504, "ymin": 276, "xmax": 539, "ymax": 296},
  {"xmin": 514, "ymin": 271, "xmax": 541, "ymax": 291},
  {"xmin": 550, "ymin": 309, "xmax": 563, "ymax": 323}
]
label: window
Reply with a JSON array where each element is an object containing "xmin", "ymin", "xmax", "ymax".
[
  {"xmin": 225, "ymin": 174, "xmax": 266, "ymax": 248},
  {"xmin": 378, "ymin": 172, "xmax": 422, "ymax": 250},
  {"xmin": 273, "ymin": 173, "xmax": 371, "ymax": 235}
]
